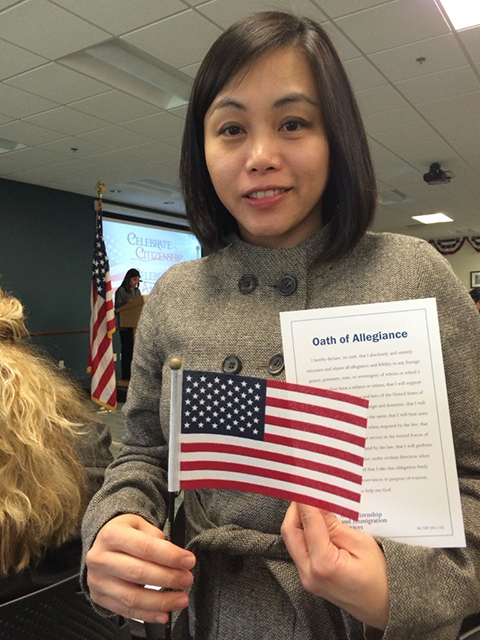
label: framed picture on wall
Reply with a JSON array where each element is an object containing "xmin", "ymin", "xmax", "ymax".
[{"xmin": 470, "ymin": 271, "xmax": 480, "ymax": 288}]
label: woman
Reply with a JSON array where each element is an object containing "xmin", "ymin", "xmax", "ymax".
[
  {"xmin": 115, "ymin": 268, "xmax": 142, "ymax": 380},
  {"xmin": 0, "ymin": 288, "xmax": 113, "ymax": 603},
  {"xmin": 82, "ymin": 12, "xmax": 480, "ymax": 639}
]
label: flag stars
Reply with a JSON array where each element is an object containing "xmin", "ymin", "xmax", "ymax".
[{"xmin": 180, "ymin": 371, "xmax": 266, "ymax": 441}]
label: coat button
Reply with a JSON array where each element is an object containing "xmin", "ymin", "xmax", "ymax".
[
  {"xmin": 238, "ymin": 274, "xmax": 257, "ymax": 294},
  {"xmin": 268, "ymin": 354, "xmax": 284, "ymax": 375},
  {"xmin": 227, "ymin": 555, "xmax": 244, "ymax": 573},
  {"xmin": 277, "ymin": 275, "xmax": 298, "ymax": 296},
  {"xmin": 222, "ymin": 355, "xmax": 242, "ymax": 374}
]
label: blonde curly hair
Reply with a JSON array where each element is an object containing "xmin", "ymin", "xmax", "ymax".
[{"xmin": 0, "ymin": 288, "xmax": 96, "ymax": 575}]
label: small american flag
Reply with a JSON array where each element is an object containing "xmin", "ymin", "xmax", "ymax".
[
  {"xmin": 87, "ymin": 209, "xmax": 117, "ymax": 410},
  {"xmin": 170, "ymin": 370, "xmax": 369, "ymax": 519}
]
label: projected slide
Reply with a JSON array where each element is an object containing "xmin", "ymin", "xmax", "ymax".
[{"xmin": 103, "ymin": 218, "xmax": 201, "ymax": 295}]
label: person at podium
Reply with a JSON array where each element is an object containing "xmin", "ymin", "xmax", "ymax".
[{"xmin": 115, "ymin": 268, "xmax": 142, "ymax": 380}]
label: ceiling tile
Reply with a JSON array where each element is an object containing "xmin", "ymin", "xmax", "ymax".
[
  {"xmin": 2, "ymin": 164, "xmax": 72, "ymax": 187},
  {"xmin": 310, "ymin": 0, "xmax": 396, "ymax": 19},
  {"xmin": 356, "ymin": 84, "xmax": 408, "ymax": 115},
  {"xmin": 0, "ymin": 113, "xmax": 13, "ymax": 125},
  {"xmin": 76, "ymin": 125, "xmax": 154, "ymax": 149},
  {"xmin": 459, "ymin": 26, "xmax": 480, "ymax": 63},
  {"xmin": 0, "ymin": 83, "xmax": 58, "ymax": 118},
  {"xmin": 434, "ymin": 114, "xmax": 480, "ymax": 156},
  {"xmin": 36, "ymin": 136, "xmax": 107, "ymax": 158},
  {"xmin": 24, "ymin": 106, "xmax": 111, "ymax": 135},
  {"xmin": 0, "ymin": 153, "xmax": 33, "ymax": 175},
  {"xmin": 369, "ymin": 138, "xmax": 413, "ymax": 172},
  {"xmin": 180, "ymin": 61, "xmax": 201, "ymax": 79},
  {"xmin": 120, "ymin": 111, "xmax": 185, "ymax": 138},
  {"xmin": 371, "ymin": 123, "xmax": 459, "ymax": 167},
  {"xmin": 0, "ymin": 119, "xmax": 66, "ymax": 145},
  {"xmin": 334, "ymin": 0, "xmax": 450, "ymax": 54},
  {"xmin": 5, "ymin": 62, "xmax": 108, "ymax": 103},
  {"xmin": 169, "ymin": 104, "xmax": 188, "ymax": 119},
  {"xmin": 394, "ymin": 65, "xmax": 480, "ymax": 105},
  {"xmin": 79, "ymin": 149, "xmax": 151, "ymax": 171},
  {"xmin": 183, "ymin": 0, "xmax": 210, "ymax": 6},
  {"xmin": 363, "ymin": 105, "xmax": 426, "ymax": 134},
  {"xmin": 0, "ymin": 0, "xmax": 22, "ymax": 9},
  {"xmin": 70, "ymin": 91, "xmax": 159, "ymax": 124},
  {"xmin": 0, "ymin": 0, "xmax": 110, "ymax": 59},
  {"xmin": 51, "ymin": 0, "xmax": 187, "ymax": 36},
  {"xmin": 126, "ymin": 141, "xmax": 181, "ymax": 162},
  {"xmin": 0, "ymin": 146, "xmax": 63, "ymax": 168},
  {"xmin": 319, "ymin": 22, "xmax": 362, "ymax": 61},
  {"xmin": 162, "ymin": 135, "xmax": 182, "ymax": 149},
  {"xmin": 415, "ymin": 91, "xmax": 480, "ymax": 123},
  {"xmin": 196, "ymin": 0, "xmax": 327, "ymax": 28},
  {"xmin": 368, "ymin": 34, "xmax": 469, "ymax": 82},
  {"xmin": 344, "ymin": 56, "xmax": 387, "ymax": 91},
  {"xmin": 0, "ymin": 39, "xmax": 48, "ymax": 81},
  {"xmin": 122, "ymin": 10, "xmax": 222, "ymax": 69}
]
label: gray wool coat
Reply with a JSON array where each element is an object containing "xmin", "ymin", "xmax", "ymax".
[{"xmin": 81, "ymin": 228, "xmax": 480, "ymax": 640}]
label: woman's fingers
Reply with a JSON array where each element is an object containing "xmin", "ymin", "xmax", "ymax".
[
  {"xmin": 91, "ymin": 577, "xmax": 190, "ymax": 624},
  {"xmin": 94, "ymin": 513, "xmax": 195, "ymax": 570},
  {"xmin": 90, "ymin": 547, "xmax": 195, "ymax": 591},
  {"xmin": 281, "ymin": 503, "xmax": 389, "ymax": 630},
  {"xmin": 86, "ymin": 514, "xmax": 196, "ymax": 620}
]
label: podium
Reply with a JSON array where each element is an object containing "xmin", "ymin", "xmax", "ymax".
[{"xmin": 116, "ymin": 295, "xmax": 147, "ymax": 329}]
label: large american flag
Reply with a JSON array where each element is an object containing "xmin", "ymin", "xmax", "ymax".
[
  {"xmin": 87, "ymin": 210, "xmax": 117, "ymax": 410},
  {"xmin": 170, "ymin": 370, "xmax": 369, "ymax": 519}
]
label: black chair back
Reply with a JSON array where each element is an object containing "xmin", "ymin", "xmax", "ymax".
[{"xmin": 0, "ymin": 573, "xmax": 132, "ymax": 640}]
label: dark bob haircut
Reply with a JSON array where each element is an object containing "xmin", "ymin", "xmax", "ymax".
[
  {"xmin": 180, "ymin": 11, "xmax": 376, "ymax": 262},
  {"xmin": 120, "ymin": 268, "xmax": 141, "ymax": 291}
]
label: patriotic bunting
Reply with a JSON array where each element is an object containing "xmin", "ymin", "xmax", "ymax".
[{"xmin": 429, "ymin": 237, "xmax": 465, "ymax": 255}]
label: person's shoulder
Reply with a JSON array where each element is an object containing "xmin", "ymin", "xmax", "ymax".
[
  {"xmin": 364, "ymin": 230, "xmax": 430, "ymax": 251},
  {"xmin": 361, "ymin": 230, "xmax": 442, "ymax": 260}
]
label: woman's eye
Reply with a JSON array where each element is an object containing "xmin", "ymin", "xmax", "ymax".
[
  {"xmin": 282, "ymin": 120, "xmax": 305, "ymax": 132},
  {"xmin": 222, "ymin": 125, "xmax": 243, "ymax": 136}
]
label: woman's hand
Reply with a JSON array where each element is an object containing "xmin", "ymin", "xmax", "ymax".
[
  {"xmin": 281, "ymin": 503, "xmax": 389, "ymax": 631},
  {"xmin": 86, "ymin": 514, "xmax": 196, "ymax": 624}
]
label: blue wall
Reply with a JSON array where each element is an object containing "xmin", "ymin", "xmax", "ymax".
[{"xmin": 0, "ymin": 177, "xmax": 122, "ymax": 382}]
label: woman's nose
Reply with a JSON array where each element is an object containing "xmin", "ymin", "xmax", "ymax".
[{"xmin": 245, "ymin": 135, "xmax": 280, "ymax": 173}]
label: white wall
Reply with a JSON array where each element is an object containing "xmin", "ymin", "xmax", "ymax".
[{"xmin": 442, "ymin": 240, "xmax": 480, "ymax": 291}]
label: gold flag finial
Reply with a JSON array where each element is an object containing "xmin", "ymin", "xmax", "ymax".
[{"xmin": 95, "ymin": 181, "xmax": 106, "ymax": 200}]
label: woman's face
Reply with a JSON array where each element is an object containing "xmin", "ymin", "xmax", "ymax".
[
  {"xmin": 129, "ymin": 276, "xmax": 140, "ymax": 288},
  {"xmin": 204, "ymin": 47, "xmax": 329, "ymax": 249}
]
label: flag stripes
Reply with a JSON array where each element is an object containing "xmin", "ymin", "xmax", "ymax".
[
  {"xmin": 88, "ymin": 209, "xmax": 117, "ymax": 410},
  {"xmin": 173, "ymin": 370, "xmax": 369, "ymax": 519},
  {"xmin": 180, "ymin": 477, "xmax": 359, "ymax": 519}
]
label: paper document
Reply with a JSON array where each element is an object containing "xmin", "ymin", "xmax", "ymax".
[{"xmin": 280, "ymin": 298, "xmax": 465, "ymax": 547}]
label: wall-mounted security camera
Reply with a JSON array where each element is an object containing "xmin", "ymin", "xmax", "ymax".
[{"xmin": 423, "ymin": 162, "xmax": 454, "ymax": 185}]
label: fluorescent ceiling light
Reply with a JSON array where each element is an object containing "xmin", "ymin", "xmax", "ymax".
[
  {"xmin": 59, "ymin": 40, "xmax": 193, "ymax": 110},
  {"xmin": 412, "ymin": 213, "xmax": 453, "ymax": 224},
  {"xmin": 0, "ymin": 137, "xmax": 27, "ymax": 154},
  {"xmin": 437, "ymin": 0, "xmax": 480, "ymax": 29}
]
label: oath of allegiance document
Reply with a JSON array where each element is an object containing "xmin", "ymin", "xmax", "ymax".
[{"xmin": 280, "ymin": 298, "xmax": 465, "ymax": 548}]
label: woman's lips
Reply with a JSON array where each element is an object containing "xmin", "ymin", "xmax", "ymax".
[{"xmin": 247, "ymin": 188, "xmax": 288, "ymax": 199}]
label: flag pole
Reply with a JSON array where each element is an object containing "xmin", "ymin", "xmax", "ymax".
[
  {"xmin": 87, "ymin": 180, "xmax": 117, "ymax": 412},
  {"xmin": 95, "ymin": 180, "xmax": 105, "ymax": 226},
  {"xmin": 165, "ymin": 356, "xmax": 183, "ymax": 640}
]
